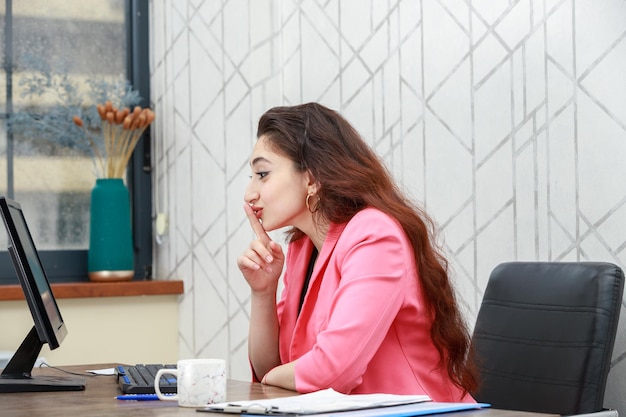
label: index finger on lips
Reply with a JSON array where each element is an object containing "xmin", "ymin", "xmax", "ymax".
[{"xmin": 243, "ymin": 204, "xmax": 271, "ymax": 245}]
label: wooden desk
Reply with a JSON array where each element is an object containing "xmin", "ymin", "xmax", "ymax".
[{"xmin": 1, "ymin": 364, "xmax": 557, "ymax": 417}]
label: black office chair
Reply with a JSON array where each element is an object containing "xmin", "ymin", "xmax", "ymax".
[{"xmin": 471, "ymin": 262, "xmax": 624, "ymax": 415}]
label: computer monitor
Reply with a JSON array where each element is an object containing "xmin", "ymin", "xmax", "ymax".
[{"xmin": 0, "ymin": 196, "xmax": 85, "ymax": 392}]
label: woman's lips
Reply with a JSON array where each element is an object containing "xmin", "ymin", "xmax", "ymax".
[{"xmin": 252, "ymin": 207, "xmax": 263, "ymax": 219}]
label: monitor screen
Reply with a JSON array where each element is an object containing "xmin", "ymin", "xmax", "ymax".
[
  {"xmin": 0, "ymin": 196, "xmax": 84, "ymax": 392},
  {"xmin": 2, "ymin": 198, "xmax": 66, "ymax": 348}
]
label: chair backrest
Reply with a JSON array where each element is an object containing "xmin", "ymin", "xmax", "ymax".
[{"xmin": 471, "ymin": 262, "xmax": 624, "ymax": 415}]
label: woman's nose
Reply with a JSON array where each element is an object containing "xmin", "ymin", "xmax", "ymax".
[{"xmin": 244, "ymin": 184, "xmax": 258, "ymax": 206}]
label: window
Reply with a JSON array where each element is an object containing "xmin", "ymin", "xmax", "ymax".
[{"xmin": 0, "ymin": 0, "xmax": 151, "ymax": 284}]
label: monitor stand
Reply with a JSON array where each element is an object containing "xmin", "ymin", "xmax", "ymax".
[{"xmin": 0, "ymin": 326, "xmax": 85, "ymax": 392}]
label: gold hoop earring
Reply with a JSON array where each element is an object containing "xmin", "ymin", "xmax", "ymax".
[{"xmin": 305, "ymin": 193, "xmax": 318, "ymax": 213}]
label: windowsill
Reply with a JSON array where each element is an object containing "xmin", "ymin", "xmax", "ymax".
[{"xmin": 0, "ymin": 280, "xmax": 184, "ymax": 301}]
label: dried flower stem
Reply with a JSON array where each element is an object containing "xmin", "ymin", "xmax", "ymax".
[{"xmin": 74, "ymin": 102, "xmax": 155, "ymax": 179}]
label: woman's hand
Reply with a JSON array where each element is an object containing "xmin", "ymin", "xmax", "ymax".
[{"xmin": 237, "ymin": 204, "xmax": 285, "ymax": 294}]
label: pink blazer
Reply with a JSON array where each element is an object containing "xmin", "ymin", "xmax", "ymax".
[{"xmin": 276, "ymin": 208, "xmax": 474, "ymax": 402}]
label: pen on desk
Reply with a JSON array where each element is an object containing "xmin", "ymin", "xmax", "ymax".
[{"xmin": 116, "ymin": 394, "xmax": 172, "ymax": 401}]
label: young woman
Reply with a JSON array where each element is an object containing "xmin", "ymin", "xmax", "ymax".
[{"xmin": 237, "ymin": 103, "xmax": 477, "ymax": 401}]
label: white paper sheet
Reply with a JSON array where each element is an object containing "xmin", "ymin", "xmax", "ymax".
[{"xmin": 204, "ymin": 388, "xmax": 431, "ymax": 415}]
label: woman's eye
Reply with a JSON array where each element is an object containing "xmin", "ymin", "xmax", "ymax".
[{"xmin": 256, "ymin": 171, "xmax": 269, "ymax": 179}]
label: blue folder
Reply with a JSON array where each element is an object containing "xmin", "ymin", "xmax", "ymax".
[{"xmin": 291, "ymin": 402, "xmax": 491, "ymax": 417}]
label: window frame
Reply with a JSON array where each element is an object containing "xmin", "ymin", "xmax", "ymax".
[{"xmin": 0, "ymin": 0, "xmax": 152, "ymax": 284}]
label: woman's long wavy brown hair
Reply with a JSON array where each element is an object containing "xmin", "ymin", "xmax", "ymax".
[{"xmin": 257, "ymin": 102, "xmax": 478, "ymax": 395}]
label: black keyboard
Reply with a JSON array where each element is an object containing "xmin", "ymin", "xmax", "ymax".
[{"xmin": 116, "ymin": 364, "xmax": 177, "ymax": 394}]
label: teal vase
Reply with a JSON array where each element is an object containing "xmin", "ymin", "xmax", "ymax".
[{"xmin": 88, "ymin": 178, "xmax": 134, "ymax": 281}]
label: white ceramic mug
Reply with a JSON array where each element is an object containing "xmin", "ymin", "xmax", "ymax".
[{"xmin": 154, "ymin": 358, "xmax": 226, "ymax": 407}]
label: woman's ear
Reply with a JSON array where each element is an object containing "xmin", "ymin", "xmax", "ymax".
[{"xmin": 304, "ymin": 170, "xmax": 320, "ymax": 195}]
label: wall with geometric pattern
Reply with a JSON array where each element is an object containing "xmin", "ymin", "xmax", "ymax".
[{"xmin": 149, "ymin": 0, "xmax": 626, "ymax": 412}]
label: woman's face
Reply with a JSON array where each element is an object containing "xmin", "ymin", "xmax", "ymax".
[{"xmin": 244, "ymin": 135, "xmax": 312, "ymax": 232}]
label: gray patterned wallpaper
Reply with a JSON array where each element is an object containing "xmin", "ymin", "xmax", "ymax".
[{"xmin": 149, "ymin": 0, "xmax": 626, "ymax": 412}]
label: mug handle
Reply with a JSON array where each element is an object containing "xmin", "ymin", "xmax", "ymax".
[{"xmin": 154, "ymin": 368, "xmax": 178, "ymax": 401}]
